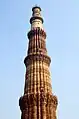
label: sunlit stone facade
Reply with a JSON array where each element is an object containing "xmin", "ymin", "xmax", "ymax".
[{"xmin": 19, "ymin": 6, "xmax": 58, "ymax": 119}]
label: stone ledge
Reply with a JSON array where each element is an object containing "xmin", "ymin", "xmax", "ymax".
[{"xmin": 24, "ymin": 54, "xmax": 51, "ymax": 67}]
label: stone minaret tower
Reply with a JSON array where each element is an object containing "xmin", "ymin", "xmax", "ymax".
[{"xmin": 19, "ymin": 6, "xmax": 58, "ymax": 119}]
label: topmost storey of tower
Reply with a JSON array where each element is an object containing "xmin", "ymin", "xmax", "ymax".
[
  {"xmin": 32, "ymin": 6, "xmax": 42, "ymax": 18},
  {"xmin": 30, "ymin": 5, "xmax": 44, "ymax": 30},
  {"xmin": 32, "ymin": 6, "xmax": 41, "ymax": 12}
]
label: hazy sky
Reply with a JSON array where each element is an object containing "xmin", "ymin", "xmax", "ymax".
[{"xmin": 0, "ymin": 0, "xmax": 79, "ymax": 119}]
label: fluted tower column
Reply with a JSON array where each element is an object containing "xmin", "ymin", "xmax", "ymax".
[{"xmin": 19, "ymin": 6, "xmax": 58, "ymax": 119}]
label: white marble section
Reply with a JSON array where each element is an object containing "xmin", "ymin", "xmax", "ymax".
[{"xmin": 31, "ymin": 19, "xmax": 43, "ymax": 29}]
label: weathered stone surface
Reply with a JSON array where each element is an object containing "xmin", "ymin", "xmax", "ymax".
[{"xmin": 19, "ymin": 6, "xmax": 58, "ymax": 119}]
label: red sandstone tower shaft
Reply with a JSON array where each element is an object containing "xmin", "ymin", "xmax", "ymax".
[{"xmin": 19, "ymin": 6, "xmax": 58, "ymax": 119}]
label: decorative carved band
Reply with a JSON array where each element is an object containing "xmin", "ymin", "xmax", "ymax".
[
  {"xmin": 24, "ymin": 54, "xmax": 51, "ymax": 67},
  {"xmin": 27, "ymin": 28, "xmax": 46, "ymax": 39},
  {"xmin": 19, "ymin": 93, "xmax": 58, "ymax": 111},
  {"xmin": 30, "ymin": 16, "xmax": 43, "ymax": 24}
]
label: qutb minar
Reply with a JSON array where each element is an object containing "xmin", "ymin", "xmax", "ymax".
[{"xmin": 19, "ymin": 6, "xmax": 58, "ymax": 119}]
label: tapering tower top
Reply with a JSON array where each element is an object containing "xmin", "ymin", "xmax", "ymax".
[
  {"xmin": 32, "ymin": 6, "xmax": 41, "ymax": 12},
  {"xmin": 30, "ymin": 6, "xmax": 44, "ymax": 30}
]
